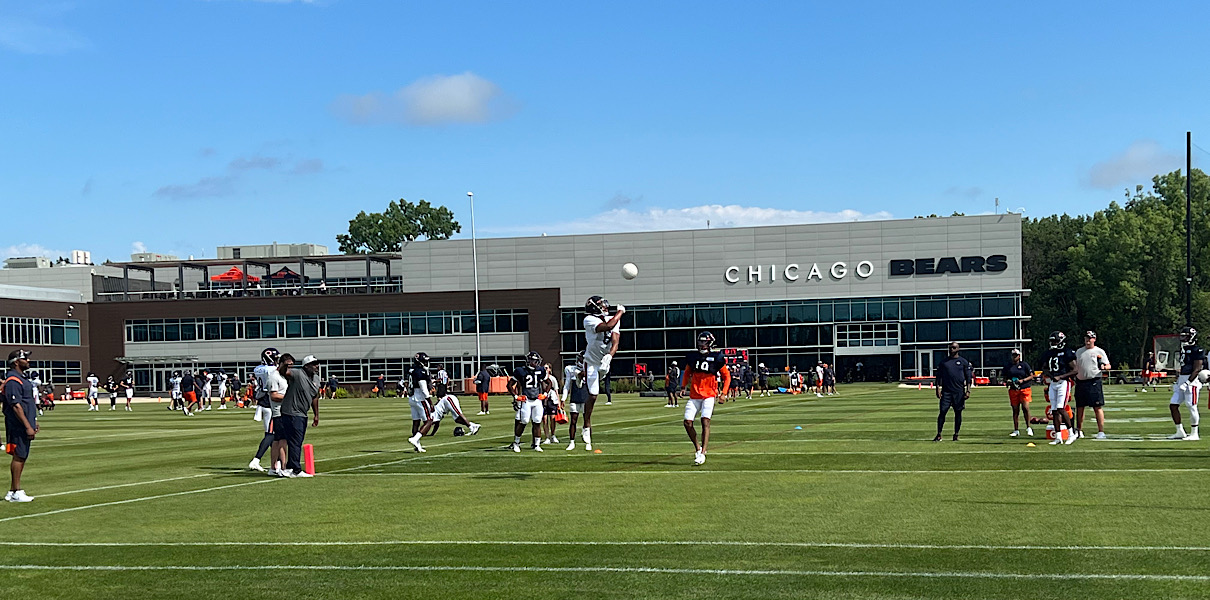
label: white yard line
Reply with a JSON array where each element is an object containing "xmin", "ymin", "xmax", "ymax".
[
  {"xmin": 0, "ymin": 563, "xmax": 1204, "ymax": 581},
  {"xmin": 35, "ymin": 474, "xmax": 215, "ymax": 498},
  {"xmin": 321, "ymin": 467, "xmax": 1210, "ymax": 476},
  {"xmin": 0, "ymin": 479, "xmax": 278, "ymax": 524},
  {"xmin": 0, "ymin": 539, "xmax": 1206, "ymax": 552}
]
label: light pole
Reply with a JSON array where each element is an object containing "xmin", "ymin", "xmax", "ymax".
[{"xmin": 469, "ymin": 192, "xmax": 482, "ymax": 380}]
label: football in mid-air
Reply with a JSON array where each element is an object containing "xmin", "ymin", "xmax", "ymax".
[{"xmin": 621, "ymin": 262, "xmax": 639, "ymax": 280}]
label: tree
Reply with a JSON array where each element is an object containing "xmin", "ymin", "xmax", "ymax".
[{"xmin": 337, "ymin": 199, "xmax": 461, "ymax": 254}]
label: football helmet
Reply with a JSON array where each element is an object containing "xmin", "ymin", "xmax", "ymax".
[
  {"xmin": 697, "ymin": 331, "xmax": 716, "ymax": 353},
  {"xmin": 585, "ymin": 295, "xmax": 611, "ymax": 317},
  {"xmin": 1180, "ymin": 326, "xmax": 1198, "ymax": 346},
  {"xmin": 576, "ymin": 353, "xmax": 586, "ymax": 368},
  {"xmin": 526, "ymin": 351, "xmax": 542, "ymax": 368},
  {"xmin": 1048, "ymin": 331, "xmax": 1066, "ymax": 349},
  {"xmin": 453, "ymin": 426, "xmax": 466, "ymax": 437},
  {"xmin": 413, "ymin": 352, "xmax": 430, "ymax": 367},
  {"xmin": 260, "ymin": 347, "xmax": 280, "ymax": 366}
]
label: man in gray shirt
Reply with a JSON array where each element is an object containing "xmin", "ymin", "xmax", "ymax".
[
  {"xmin": 1073, "ymin": 331, "xmax": 1111, "ymax": 439},
  {"xmin": 278, "ymin": 354, "xmax": 321, "ymax": 478}
]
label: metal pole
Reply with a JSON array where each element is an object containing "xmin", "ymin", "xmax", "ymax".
[
  {"xmin": 1187, "ymin": 131, "xmax": 1193, "ymax": 327},
  {"xmin": 469, "ymin": 192, "xmax": 482, "ymax": 379}
]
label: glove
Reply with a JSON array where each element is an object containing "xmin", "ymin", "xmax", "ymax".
[
  {"xmin": 512, "ymin": 396, "xmax": 523, "ymax": 411},
  {"xmin": 615, "ymin": 304, "xmax": 626, "ymax": 314},
  {"xmin": 601, "ymin": 354, "xmax": 613, "ymax": 374},
  {"xmin": 1179, "ymin": 381, "xmax": 1190, "ymax": 393}
]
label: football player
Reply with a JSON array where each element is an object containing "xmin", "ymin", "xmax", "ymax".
[
  {"xmin": 681, "ymin": 332, "xmax": 731, "ymax": 465},
  {"xmin": 509, "ymin": 351, "xmax": 551, "ymax": 452},
  {"xmin": 1041, "ymin": 331, "xmax": 1078, "ymax": 445},
  {"xmin": 1169, "ymin": 326, "xmax": 1204, "ymax": 440},
  {"xmin": 415, "ymin": 383, "xmax": 480, "ymax": 437},
  {"xmin": 580, "ymin": 295, "xmax": 625, "ymax": 451},
  {"xmin": 563, "ymin": 354, "xmax": 589, "ymax": 450},
  {"xmin": 405, "ymin": 353, "xmax": 435, "ymax": 453},
  {"xmin": 541, "ymin": 363, "xmax": 561, "ymax": 445},
  {"xmin": 248, "ymin": 348, "xmax": 284, "ymax": 473},
  {"xmin": 121, "ymin": 373, "xmax": 134, "ymax": 411},
  {"xmin": 1002, "ymin": 349, "xmax": 1035, "ymax": 437},
  {"xmin": 86, "ymin": 372, "xmax": 99, "ymax": 411},
  {"xmin": 757, "ymin": 363, "xmax": 770, "ymax": 397}
]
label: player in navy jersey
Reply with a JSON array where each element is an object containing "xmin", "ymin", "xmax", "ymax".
[
  {"xmin": 405, "ymin": 353, "xmax": 434, "ymax": 452},
  {"xmin": 508, "ymin": 352, "xmax": 551, "ymax": 452},
  {"xmin": 1169, "ymin": 326, "xmax": 1204, "ymax": 440},
  {"xmin": 681, "ymin": 332, "xmax": 731, "ymax": 465},
  {"xmin": 1040, "ymin": 331, "xmax": 1078, "ymax": 445}
]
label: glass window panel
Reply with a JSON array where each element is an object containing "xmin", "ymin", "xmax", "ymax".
[
  {"xmin": 950, "ymin": 299, "xmax": 980, "ymax": 318},
  {"xmin": 165, "ymin": 323, "xmax": 180, "ymax": 341},
  {"xmin": 788, "ymin": 303, "xmax": 817, "ymax": 324},
  {"xmin": 460, "ymin": 315, "xmax": 477, "ymax": 334},
  {"xmin": 301, "ymin": 320, "xmax": 318, "ymax": 338},
  {"xmin": 757, "ymin": 305, "xmax": 786, "ymax": 325},
  {"xmin": 131, "ymin": 325, "xmax": 147, "ymax": 342},
  {"xmin": 819, "ymin": 325, "xmax": 833, "ymax": 346},
  {"xmin": 666, "ymin": 329, "xmax": 693, "ymax": 350},
  {"xmin": 726, "ymin": 328, "xmax": 755, "ymax": 348},
  {"xmin": 983, "ymin": 298, "xmax": 1014, "ymax": 317},
  {"xmin": 866, "ymin": 301, "xmax": 882, "ymax": 321},
  {"xmin": 285, "ymin": 320, "xmax": 302, "ymax": 338},
  {"xmin": 618, "ymin": 331, "xmax": 634, "ymax": 351},
  {"xmin": 220, "ymin": 322, "xmax": 237, "ymax": 339},
  {"xmin": 635, "ymin": 331, "xmax": 663, "ymax": 350},
  {"xmin": 634, "ymin": 310, "xmax": 663, "ymax": 329},
  {"xmin": 368, "ymin": 318, "xmax": 385, "ymax": 336},
  {"xmin": 788, "ymin": 326, "xmax": 818, "ymax": 347},
  {"xmin": 900, "ymin": 300, "xmax": 914, "ymax": 319},
  {"xmin": 757, "ymin": 327, "xmax": 787, "ymax": 347},
  {"xmin": 901, "ymin": 323, "xmax": 915, "ymax": 343},
  {"xmin": 149, "ymin": 324, "xmax": 164, "ymax": 341},
  {"xmin": 916, "ymin": 300, "xmax": 946, "ymax": 319},
  {"xmin": 818, "ymin": 303, "xmax": 833, "ymax": 322},
  {"xmin": 411, "ymin": 317, "xmax": 428, "ymax": 335},
  {"xmin": 477, "ymin": 315, "xmax": 493, "ymax": 334},
  {"xmin": 64, "ymin": 328, "xmax": 79, "ymax": 346},
  {"xmin": 985, "ymin": 348, "xmax": 1012, "ymax": 368},
  {"xmin": 696, "ymin": 307, "xmax": 724, "ymax": 327},
  {"xmin": 917, "ymin": 322, "xmax": 947, "ymax": 342},
  {"xmin": 562, "ymin": 333, "xmax": 579, "ymax": 353},
  {"xmin": 883, "ymin": 301, "xmax": 900, "ymax": 320},
  {"xmin": 562, "ymin": 312, "xmax": 577, "ymax": 331},
  {"xmin": 492, "ymin": 315, "xmax": 509, "ymax": 333},
  {"xmin": 833, "ymin": 302, "xmax": 850, "ymax": 322},
  {"xmin": 983, "ymin": 319, "xmax": 1014, "ymax": 340},
  {"xmin": 182, "ymin": 324, "xmax": 198, "ymax": 341},
  {"xmin": 665, "ymin": 309, "xmax": 694, "ymax": 327},
  {"xmin": 513, "ymin": 313, "xmax": 528, "ymax": 332},
  {"xmin": 386, "ymin": 317, "xmax": 403, "ymax": 336},
  {"xmin": 725, "ymin": 306, "xmax": 755, "ymax": 326},
  {"xmin": 951, "ymin": 321, "xmax": 980, "ymax": 341}
]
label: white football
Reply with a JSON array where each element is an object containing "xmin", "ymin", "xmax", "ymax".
[
  {"xmin": 1199, "ymin": 369, "xmax": 1210, "ymax": 384},
  {"xmin": 621, "ymin": 263, "xmax": 639, "ymax": 280}
]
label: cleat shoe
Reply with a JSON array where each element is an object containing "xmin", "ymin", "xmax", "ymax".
[
  {"xmin": 1010, "ymin": 430, "xmax": 1020, "ymax": 437},
  {"xmin": 6, "ymin": 490, "xmax": 33, "ymax": 502},
  {"xmin": 1049, "ymin": 438, "xmax": 1062, "ymax": 445},
  {"xmin": 1184, "ymin": 433, "xmax": 1200, "ymax": 441},
  {"xmin": 407, "ymin": 433, "xmax": 424, "ymax": 452},
  {"xmin": 1077, "ymin": 430, "xmax": 1085, "ymax": 439},
  {"xmin": 1169, "ymin": 431, "xmax": 1187, "ymax": 440},
  {"xmin": 476, "ymin": 411, "xmax": 486, "ymax": 415},
  {"xmin": 469, "ymin": 422, "xmax": 481, "ymax": 435},
  {"xmin": 693, "ymin": 451, "xmax": 705, "ymax": 465},
  {"xmin": 566, "ymin": 440, "xmax": 575, "ymax": 451},
  {"xmin": 1095, "ymin": 432, "xmax": 1108, "ymax": 440},
  {"xmin": 1064, "ymin": 432, "xmax": 1077, "ymax": 445},
  {"xmin": 249, "ymin": 458, "xmax": 265, "ymax": 472},
  {"xmin": 932, "ymin": 435, "xmax": 942, "ymax": 442},
  {"xmin": 585, "ymin": 443, "xmax": 593, "ymax": 451},
  {"xmin": 605, "ymin": 401, "xmax": 611, "ymax": 405},
  {"xmin": 1026, "ymin": 427, "xmax": 1034, "ymax": 437},
  {"xmin": 281, "ymin": 469, "xmax": 297, "ymax": 478},
  {"xmin": 294, "ymin": 471, "xmax": 314, "ymax": 478},
  {"xmin": 532, "ymin": 444, "xmax": 543, "ymax": 452},
  {"xmin": 509, "ymin": 443, "xmax": 521, "ymax": 453},
  {"xmin": 218, "ymin": 406, "xmax": 227, "ymax": 410},
  {"xmin": 551, "ymin": 436, "xmax": 559, "ymax": 443},
  {"xmin": 2, "ymin": 491, "xmax": 9, "ymax": 502}
]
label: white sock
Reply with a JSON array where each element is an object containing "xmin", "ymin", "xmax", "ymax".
[
  {"xmin": 514, "ymin": 436, "xmax": 521, "ymax": 444},
  {"xmin": 582, "ymin": 428, "xmax": 591, "ymax": 443},
  {"xmin": 1177, "ymin": 424, "xmax": 1187, "ymax": 434},
  {"xmin": 1190, "ymin": 405, "xmax": 1200, "ymax": 428}
]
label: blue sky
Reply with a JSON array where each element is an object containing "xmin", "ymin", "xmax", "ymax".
[{"xmin": 2, "ymin": 0, "xmax": 1207, "ymax": 263}]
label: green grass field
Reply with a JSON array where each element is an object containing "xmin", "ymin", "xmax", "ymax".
[{"xmin": 1, "ymin": 384, "xmax": 1207, "ymax": 599}]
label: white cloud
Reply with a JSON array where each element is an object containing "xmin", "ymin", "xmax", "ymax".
[
  {"xmin": 289, "ymin": 158, "xmax": 324, "ymax": 175},
  {"xmin": 1087, "ymin": 140, "xmax": 1184, "ymax": 190},
  {"xmin": 131, "ymin": 241, "xmax": 147, "ymax": 254},
  {"xmin": 153, "ymin": 175, "xmax": 237, "ymax": 199},
  {"xmin": 228, "ymin": 156, "xmax": 280, "ymax": 171},
  {"xmin": 0, "ymin": 244, "xmax": 66, "ymax": 261},
  {"xmin": 481, "ymin": 204, "xmax": 894, "ymax": 236},
  {"xmin": 331, "ymin": 72, "xmax": 515, "ymax": 126}
]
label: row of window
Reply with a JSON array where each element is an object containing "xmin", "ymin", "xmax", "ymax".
[
  {"xmin": 25, "ymin": 360, "xmax": 82, "ymax": 385},
  {"xmin": 559, "ymin": 295, "xmax": 1020, "ymax": 331},
  {"xmin": 0, "ymin": 317, "xmax": 81, "ymax": 347},
  {"xmin": 126, "ymin": 310, "xmax": 528, "ymax": 342}
]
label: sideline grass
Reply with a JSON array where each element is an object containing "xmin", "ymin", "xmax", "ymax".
[{"xmin": 0, "ymin": 384, "xmax": 1206, "ymax": 599}]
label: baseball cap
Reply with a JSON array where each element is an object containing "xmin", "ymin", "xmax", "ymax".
[
  {"xmin": 1085, "ymin": 330, "xmax": 1097, "ymax": 339},
  {"xmin": 1011, "ymin": 348, "xmax": 1022, "ymax": 356},
  {"xmin": 300, "ymin": 355, "xmax": 320, "ymax": 366},
  {"xmin": 7, "ymin": 349, "xmax": 32, "ymax": 363}
]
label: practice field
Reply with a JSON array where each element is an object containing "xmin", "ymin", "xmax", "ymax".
[{"xmin": 1, "ymin": 384, "xmax": 1207, "ymax": 599}]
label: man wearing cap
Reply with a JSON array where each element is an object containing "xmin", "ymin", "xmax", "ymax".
[
  {"xmin": 1074, "ymin": 331, "xmax": 1111, "ymax": 439},
  {"xmin": 278, "ymin": 354, "xmax": 321, "ymax": 478},
  {"xmin": 4, "ymin": 350, "xmax": 37, "ymax": 502},
  {"xmin": 934, "ymin": 342, "xmax": 973, "ymax": 442},
  {"xmin": 1002, "ymin": 349, "xmax": 1036, "ymax": 438}
]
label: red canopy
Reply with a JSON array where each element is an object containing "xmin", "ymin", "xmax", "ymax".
[{"xmin": 210, "ymin": 267, "xmax": 260, "ymax": 282}]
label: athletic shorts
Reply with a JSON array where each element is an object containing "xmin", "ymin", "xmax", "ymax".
[
  {"xmin": 568, "ymin": 401, "xmax": 585, "ymax": 414},
  {"xmin": 4, "ymin": 418, "xmax": 30, "ymax": 459},
  {"xmin": 125, "ymin": 389, "xmax": 134, "ymax": 399},
  {"xmin": 684, "ymin": 397, "xmax": 716, "ymax": 421},
  {"xmin": 478, "ymin": 392, "xmax": 488, "ymax": 403},
  {"xmin": 1074, "ymin": 378, "xmax": 1105, "ymax": 408},
  {"xmin": 543, "ymin": 400, "xmax": 559, "ymax": 416},
  {"xmin": 431, "ymin": 397, "xmax": 463, "ymax": 422},
  {"xmin": 409, "ymin": 394, "xmax": 433, "ymax": 421},
  {"xmin": 183, "ymin": 391, "xmax": 197, "ymax": 403},
  {"xmin": 516, "ymin": 398, "xmax": 543, "ymax": 424},
  {"xmin": 939, "ymin": 391, "xmax": 965, "ymax": 412},
  {"xmin": 585, "ymin": 363, "xmax": 604, "ymax": 395},
  {"xmin": 256, "ymin": 406, "xmax": 274, "ymax": 432},
  {"xmin": 271, "ymin": 416, "xmax": 287, "ymax": 441},
  {"xmin": 270, "ymin": 400, "xmax": 282, "ymax": 419},
  {"xmin": 1048, "ymin": 380, "xmax": 1071, "ymax": 410},
  {"xmin": 1008, "ymin": 387, "xmax": 1032, "ymax": 407},
  {"xmin": 1170, "ymin": 375, "xmax": 1202, "ymax": 406}
]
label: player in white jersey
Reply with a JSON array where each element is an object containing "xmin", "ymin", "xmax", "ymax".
[
  {"xmin": 122, "ymin": 374, "xmax": 134, "ymax": 411},
  {"xmin": 414, "ymin": 383, "xmax": 480, "ymax": 437},
  {"xmin": 169, "ymin": 372, "xmax": 182, "ymax": 411},
  {"xmin": 30, "ymin": 371, "xmax": 42, "ymax": 416},
  {"xmin": 248, "ymin": 348, "xmax": 284, "ymax": 473},
  {"xmin": 86, "ymin": 372, "xmax": 99, "ymax": 411},
  {"xmin": 541, "ymin": 362, "xmax": 561, "ymax": 445},
  {"xmin": 814, "ymin": 363, "xmax": 825, "ymax": 397},
  {"xmin": 1169, "ymin": 326, "xmax": 1205, "ymax": 440},
  {"xmin": 562, "ymin": 354, "xmax": 590, "ymax": 450},
  {"xmin": 216, "ymin": 372, "xmax": 228, "ymax": 409},
  {"xmin": 580, "ymin": 295, "xmax": 625, "ymax": 451},
  {"xmin": 200, "ymin": 370, "xmax": 214, "ymax": 410}
]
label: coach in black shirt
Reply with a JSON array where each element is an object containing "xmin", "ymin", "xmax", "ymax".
[{"xmin": 934, "ymin": 342, "xmax": 973, "ymax": 442}]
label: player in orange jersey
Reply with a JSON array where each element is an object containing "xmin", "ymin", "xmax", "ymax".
[{"xmin": 681, "ymin": 331, "xmax": 730, "ymax": 465}]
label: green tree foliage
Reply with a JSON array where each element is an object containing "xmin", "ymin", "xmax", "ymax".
[
  {"xmin": 337, "ymin": 199, "xmax": 461, "ymax": 254},
  {"xmin": 1023, "ymin": 169, "xmax": 1210, "ymax": 368}
]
